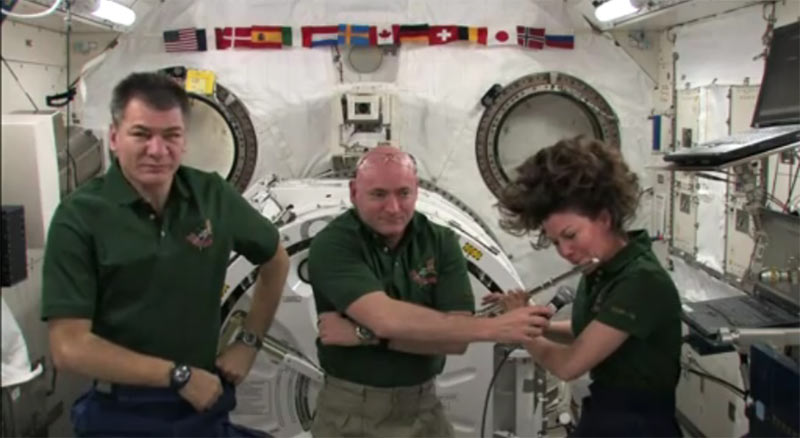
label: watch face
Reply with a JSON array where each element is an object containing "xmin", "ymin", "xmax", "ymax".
[
  {"xmin": 356, "ymin": 325, "xmax": 375, "ymax": 341},
  {"xmin": 172, "ymin": 365, "xmax": 191, "ymax": 385},
  {"xmin": 237, "ymin": 330, "xmax": 260, "ymax": 347},
  {"xmin": 242, "ymin": 332, "xmax": 256, "ymax": 345}
]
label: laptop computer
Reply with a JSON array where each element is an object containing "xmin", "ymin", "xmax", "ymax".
[
  {"xmin": 664, "ymin": 21, "xmax": 800, "ymax": 166},
  {"xmin": 682, "ymin": 293, "xmax": 800, "ymax": 339}
]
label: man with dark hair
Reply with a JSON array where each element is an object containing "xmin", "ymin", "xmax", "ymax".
[
  {"xmin": 308, "ymin": 145, "xmax": 553, "ymax": 437},
  {"xmin": 42, "ymin": 72, "xmax": 289, "ymax": 436}
]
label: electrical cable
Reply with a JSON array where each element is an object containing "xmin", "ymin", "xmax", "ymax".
[
  {"xmin": 65, "ymin": 1, "xmax": 78, "ymax": 190},
  {"xmin": 786, "ymin": 160, "xmax": 799, "ymax": 211},
  {"xmin": 681, "ymin": 364, "xmax": 747, "ymax": 399},
  {"xmin": 332, "ymin": 45, "xmax": 344, "ymax": 83},
  {"xmin": 1, "ymin": 0, "xmax": 63, "ymax": 18},
  {"xmin": 480, "ymin": 347, "xmax": 513, "ymax": 438},
  {"xmin": 1, "ymin": 56, "xmax": 39, "ymax": 111},
  {"xmin": 45, "ymin": 364, "xmax": 57, "ymax": 397},
  {"xmin": 47, "ymin": 36, "xmax": 120, "ymax": 108},
  {"xmin": 765, "ymin": 192, "xmax": 787, "ymax": 211},
  {"xmin": 770, "ymin": 155, "xmax": 779, "ymax": 204},
  {"xmin": 71, "ymin": 36, "xmax": 118, "ymax": 86},
  {"xmin": 1, "ymin": 388, "xmax": 17, "ymax": 437}
]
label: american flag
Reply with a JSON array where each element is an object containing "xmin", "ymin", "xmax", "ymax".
[{"xmin": 163, "ymin": 28, "xmax": 207, "ymax": 52}]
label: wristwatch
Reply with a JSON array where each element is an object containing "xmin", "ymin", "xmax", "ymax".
[
  {"xmin": 169, "ymin": 364, "xmax": 192, "ymax": 390},
  {"xmin": 355, "ymin": 325, "xmax": 377, "ymax": 344},
  {"xmin": 235, "ymin": 329, "xmax": 263, "ymax": 349}
]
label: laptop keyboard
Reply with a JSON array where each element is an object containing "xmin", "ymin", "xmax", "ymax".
[{"xmin": 705, "ymin": 295, "xmax": 798, "ymax": 328}]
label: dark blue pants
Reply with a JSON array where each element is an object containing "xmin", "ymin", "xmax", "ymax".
[
  {"xmin": 570, "ymin": 384, "xmax": 682, "ymax": 438},
  {"xmin": 71, "ymin": 380, "xmax": 268, "ymax": 437}
]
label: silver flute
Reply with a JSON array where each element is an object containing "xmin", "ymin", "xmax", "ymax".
[{"xmin": 476, "ymin": 258, "xmax": 600, "ymax": 317}]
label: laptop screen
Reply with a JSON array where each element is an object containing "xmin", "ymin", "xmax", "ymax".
[{"xmin": 752, "ymin": 21, "xmax": 800, "ymax": 127}]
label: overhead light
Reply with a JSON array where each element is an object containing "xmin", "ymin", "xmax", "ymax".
[
  {"xmin": 594, "ymin": 0, "xmax": 643, "ymax": 22},
  {"xmin": 90, "ymin": 0, "xmax": 135, "ymax": 26}
]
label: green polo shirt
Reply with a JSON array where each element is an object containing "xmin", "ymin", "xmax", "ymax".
[
  {"xmin": 41, "ymin": 162, "xmax": 279, "ymax": 371},
  {"xmin": 308, "ymin": 209, "xmax": 474, "ymax": 387},
  {"xmin": 571, "ymin": 230, "xmax": 681, "ymax": 396}
]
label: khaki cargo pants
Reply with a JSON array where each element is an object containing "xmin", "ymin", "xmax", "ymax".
[{"xmin": 311, "ymin": 375, "xmax": 455, "ymax": 438}]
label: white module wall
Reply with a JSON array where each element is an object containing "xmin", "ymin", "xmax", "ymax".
[
  {"xmin": 1, "ymin": 20, "xmax": 67, "ymax": 114},
  {"xmin": 672, "ymin": 85, "xmax": 768, "ymax": 275},
  {"xmin": 766, "ymin": 148, "xmax": 800, "ymax": 214},
  {"xmin": 672, "ymin": 88, "xmax": 701, "ymax": 256},
  {"xmin": 693, "ymin": 86, "xmax": 729, "ymax": 273},
  {"xmin": 724, "ymin": 85, "xmax": 760, "ymax": 279}
]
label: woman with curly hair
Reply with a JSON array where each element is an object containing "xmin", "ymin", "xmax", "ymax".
[{"xmin": 487, "ymin": 136, "xmax": 682, "ymax": 437}]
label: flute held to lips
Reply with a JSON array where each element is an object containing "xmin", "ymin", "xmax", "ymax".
[{"xmin": 476, "ymin": 258, "xmax": 600, "ymax": 317}]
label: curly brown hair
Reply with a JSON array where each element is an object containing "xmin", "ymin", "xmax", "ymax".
[{"xmin": 498, "ymin": 136, "xmax": 640, "ymax": 236}]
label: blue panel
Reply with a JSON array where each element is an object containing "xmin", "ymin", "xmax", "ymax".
[
  {"xmin": 747, "ymin": 342, "xmax": 799, "ymax": 437},
  {"xmin": 652, "ymin": 115, "xmax": 662, "ymax": 151}
]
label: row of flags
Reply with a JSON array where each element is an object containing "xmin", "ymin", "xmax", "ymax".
[{"xmin": 163, "ymin": 25, "xmax": 575, "ymax": 53}]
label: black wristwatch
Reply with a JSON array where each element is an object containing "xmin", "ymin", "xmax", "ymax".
[
  {"xmin": 235, "ymin": 329, "xmax": 263, "ymax": 349},
  {"xmin": 169, "ymin": 364, "xmax": 192, "ymax": 390}
]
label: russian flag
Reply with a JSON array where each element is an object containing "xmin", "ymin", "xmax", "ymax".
[{"xmin": 545, "ymin": 34, "xmax": 575, "ymax": 49}]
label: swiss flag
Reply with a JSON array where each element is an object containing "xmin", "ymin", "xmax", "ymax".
[
  {"xmin": 487, "ymin": 26, "xmax": 517, "ymax": 46},
  {"xmin": 429, "ymin": 25, "xmax": 460, "ymax": 45}
]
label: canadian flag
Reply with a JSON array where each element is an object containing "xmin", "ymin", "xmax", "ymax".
[
  {"xmin": 487, "ymin": 26, "xmax": 517, "ymax": 46},
  {"xmin": 376, "ymin": 24, "xmax": 394, "ymax": 45}
]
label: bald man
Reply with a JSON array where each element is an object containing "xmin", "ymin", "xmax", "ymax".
[{"xmin": 307, "ymin": 146, "xmax": 552, "ymax": 437}]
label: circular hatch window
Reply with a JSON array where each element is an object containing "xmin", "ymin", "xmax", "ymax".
[
  {"xmin": 476, "ymin": 72, "xmax": 621, "ymax": 199},
  {"xmin": 184, "ymin": 95, "xmax": 236, "ymax": 180},
  {"xmin": 160, "ymin": 66, "xmax": 258, "ymax": 192}
]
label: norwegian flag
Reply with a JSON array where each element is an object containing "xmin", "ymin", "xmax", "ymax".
[
  {"xmin": 517, "ymin": 26, "xmax": 545, "ymax": 49},
  {"xmin": 163, "ymin": 28, "xmax": 206, "ymax": 52}
]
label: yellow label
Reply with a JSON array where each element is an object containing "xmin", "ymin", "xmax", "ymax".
[
  {"xmin": 462, "ymin": 242, "xmax": 483, "ymax": 261},
  {"xmin": 185, "ymin": 69, "xmax": 215, "ymax": 95}
]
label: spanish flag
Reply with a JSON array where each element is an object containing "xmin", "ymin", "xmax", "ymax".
[
  {"xmin": 249, "ymin": 26, "xmax": 292, "ymax": 48},
  {"xmin": 215, "ymin": 26, "xmax": 291, "ymax": 49}
]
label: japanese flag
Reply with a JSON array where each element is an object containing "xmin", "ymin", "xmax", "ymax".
[{"xmin": 487, "ymin": 26, "xmax": 517, "ymax": 46}]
